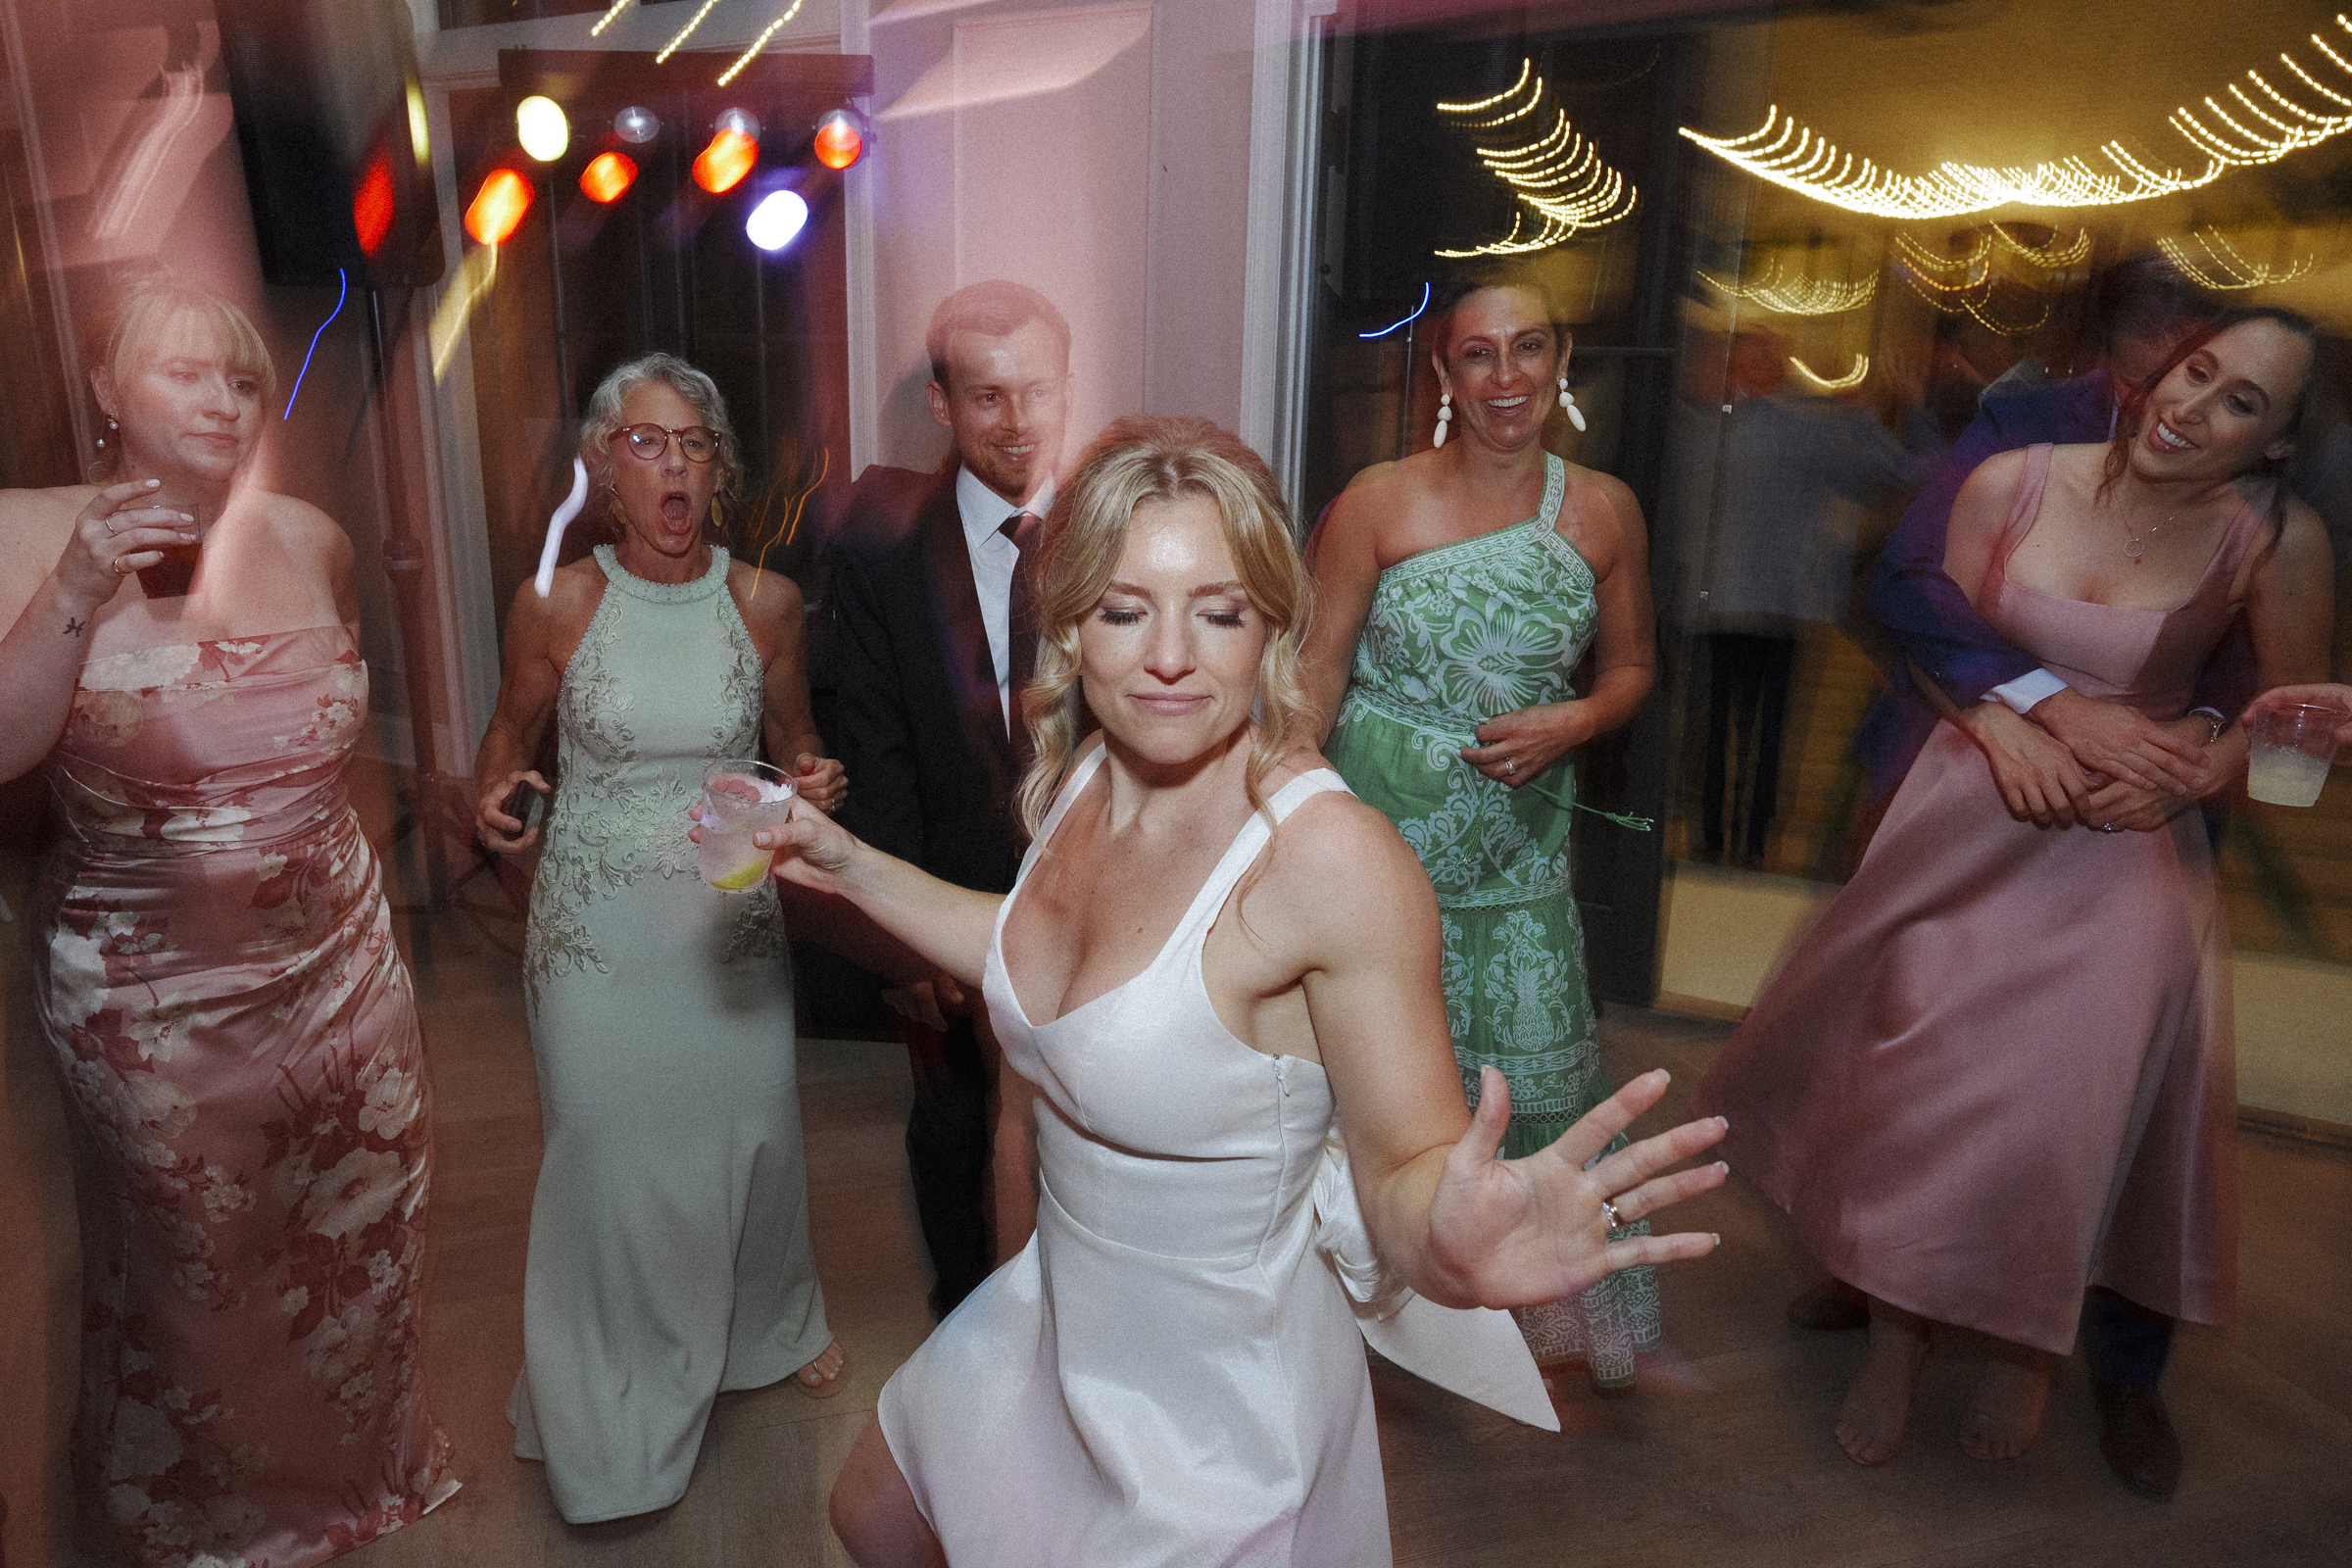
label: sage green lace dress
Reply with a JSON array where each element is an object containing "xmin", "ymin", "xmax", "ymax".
[
  {"xmin": 510, "ymin": 545, "xmax": 830, "ymax": 1521},
  {"xmin": 1325, "ymin": 454, "xmax": 1660, "ymax": 1384}
]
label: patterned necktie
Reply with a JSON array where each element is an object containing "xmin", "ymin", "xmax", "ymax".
[{"xmin": 999, "ymin": 511, "xmax": 1042, "ymax": 762}]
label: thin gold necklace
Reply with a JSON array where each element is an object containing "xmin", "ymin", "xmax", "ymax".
[{"xmin": 2121, "ymin": 499, "xmax": 2189, "ymax": 563}]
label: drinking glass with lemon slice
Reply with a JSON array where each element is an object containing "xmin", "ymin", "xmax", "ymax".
[{"xmin": 697, "ymin": 760, "xmax": 796, "ymax": 890}]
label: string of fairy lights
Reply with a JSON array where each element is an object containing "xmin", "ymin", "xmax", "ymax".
[
  {"xmin": 1694, "ymin": 261, "xmax": 1877, "ymax": 316},
  {"xmin": 1788, "ymin": 353, "xmax": 1870, "ymax": 391},
  {"xmin": 2158, "ymin": 226, "xmax": 2319, "ymax": 288},
  {"xmin": 1434, "ymin": 60, "xmax": 1638, "ymax": 257},
  {"xmin": 588, "ymin": 0, "xmax": 811, "ymax": 83},
  {"xmin": 1679, "ymin": 14, "xmax": 2352, "ymax": 219}
]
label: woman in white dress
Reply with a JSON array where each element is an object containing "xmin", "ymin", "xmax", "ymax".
[{"xmin": 741, "ymin": 416, "xmax": 1730, "ymax": 1567}]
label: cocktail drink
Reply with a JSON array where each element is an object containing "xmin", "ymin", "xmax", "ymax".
[
  {"xmin": 697, "ymin": 760, "xmax": 797, "ymax": 890},
  {"xmin": 2246, "ymin": 702, "xmax": 2338, "ymax": 808}
]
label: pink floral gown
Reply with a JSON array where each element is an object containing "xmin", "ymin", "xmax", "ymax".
[{"xmin": 31, "ymin": 625, "xmax": 456, "ymax": 1568}]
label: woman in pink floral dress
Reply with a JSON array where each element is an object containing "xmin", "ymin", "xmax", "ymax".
[{"xmin": 0, "ymin": 276, "xmax": 455, "ymax": 1566}]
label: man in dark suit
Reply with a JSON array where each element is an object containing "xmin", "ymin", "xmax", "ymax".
[{"xmin": 824, "ymin": 280, "xmax": 1069, "ymax": 1317}]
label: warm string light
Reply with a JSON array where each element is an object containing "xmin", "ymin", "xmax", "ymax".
[
  {"xmin": 1696, "ymin": 262, "xmax": 1876, "ymax": 316},
  {"xmin": 2172, "ymin": 18, "xmax": 2352, "ymax": 170},
  {"xmin": 1789, "ymin": 353, "xmax": 1869, "ymax": 391},
  {"xmin": 589, "ymin": 0, "xmax": 633, "ymax": 36},
  {"xmin": 2158, "ymin": 227, "xmax": 2319, "ymax": 289},
  {"xmin": 717, "ymin": 0, "xmax": 808, "ymax": 86},
  {"xmin": 656, "ymin": 0, "xmax": 726, "ymax": 64},
  {"xmin": 1891, "ymin": 222, "xmax": 2084, "ymax": 334},
  {"xmin": 1682, "ymin": 16, "xmax": 2352, "ymax": 218},
  {"xmin": 1436, "ymin": 60, "xmax": 1533, "ymax": 120},
  {"xmin": 1434, "ymin": 59, "xmax": 1637, "ymax": 257},
  {"xmin": 1682, "ymin": 107, "xmax": 2216, "ymax": 218}
]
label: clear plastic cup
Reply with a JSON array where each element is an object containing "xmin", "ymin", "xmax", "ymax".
[
  {"xmin": 696, "ymin": 759, "xmax": 796, "ymax": 890},
  {"xmin": 2246, "ymin": 703, "xmax": 2338, "ymax": 808}
]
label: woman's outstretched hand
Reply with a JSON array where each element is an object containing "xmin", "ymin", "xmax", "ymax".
[
  {"xmin": 748, "ymin": 802, "xmax": 862, "ymax": 892},
  {"xmin": 1422, "ymin": 1067, "xmax": 1726, "ymax": 1309}
]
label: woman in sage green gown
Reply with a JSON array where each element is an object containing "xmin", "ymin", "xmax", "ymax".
[
  {"xmin": 1304, "ymin": 270, "xmax": 1663, "ymax": 1385},
  {"xmin": 471, "ymin": 355, "xmax": 849, "ymax": 1521}
]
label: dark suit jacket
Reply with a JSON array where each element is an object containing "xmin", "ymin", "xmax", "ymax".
[
  {"xmin": 826, "ymin": 464, "xmax": 1025, "ymax": 898},
  {"xmin": 1865, "ymin": 370, "xmax": 2117, "ymax": 707}
]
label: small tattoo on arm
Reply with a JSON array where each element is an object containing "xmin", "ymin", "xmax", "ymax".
[{"xmin": 65, "ymin": 617, "xmax": 85, "ymax": 636}]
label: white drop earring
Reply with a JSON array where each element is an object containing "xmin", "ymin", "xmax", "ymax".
[
  {"xmin": 1558, "ymin": 374, "xmax": 1586, "ymax": 432},
  {"xmin": 1433, "ymin": 390, "xmax": 1452, "ymax": 448}
]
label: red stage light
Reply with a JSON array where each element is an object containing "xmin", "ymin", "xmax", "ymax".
[
  {"xmin": 579, "ymin": 151, "xmax": 637, "ymax": 204},
  {"xmin": 693, "ymin": 129, "xmax": 758, "ymax": 195},
  {"xmin": 813, "ymin": 112, "xmax": 863, "ymax": 171},
  {"xmin": 352, "ymin": 146, "xmax": 395, "ymax": 256},
  {"xmin": 465, "ymin": 168, "xmax": 534, "ymax": 246}
]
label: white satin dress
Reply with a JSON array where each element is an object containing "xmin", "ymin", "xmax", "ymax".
[{"xmin": 877, "ymin": 746, "xmax": 1555, "ymax": 1568}]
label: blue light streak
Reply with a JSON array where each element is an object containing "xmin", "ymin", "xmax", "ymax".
[
  {"xmin": 1358, "ymin": 282, "xmax": 1430, "ymax": 339},
  {"xmin": 283, "ymin": 268, "xmax": 348, "ymax": 420}
]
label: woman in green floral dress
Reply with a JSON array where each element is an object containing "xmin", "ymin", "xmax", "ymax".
[{"xmin": 1304, "ymin": 270, "xmax": 1662, "ymax": 1386}]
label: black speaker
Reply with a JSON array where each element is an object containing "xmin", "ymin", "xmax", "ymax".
[{"xmin": 215, "ymin": 0, "xmax": 445, "ymax": 288}]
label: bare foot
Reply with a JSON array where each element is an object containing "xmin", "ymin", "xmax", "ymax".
[
  {"xmin": 793, "ymin": 1340, "xmax": 849, "ymax": 1398},
  {"xmin": 1961, "ymin": 1344, "xmax": 2048, "ymax": 1460},
  {"xmin": 1836, "ymin": 1299, "xmax": 1930, "ymax": 1467}
]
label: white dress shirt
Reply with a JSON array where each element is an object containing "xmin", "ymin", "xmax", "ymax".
[{"xmin": 956, "ymin": 466, "xmax": 1054, "ymax": 735}]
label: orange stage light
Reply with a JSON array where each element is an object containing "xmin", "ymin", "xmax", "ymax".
[
  {"xmin": 579, "ymin": 151, "xmax": 637, "ymax": 204},
  {"xmin": 465, "ymin": 168, "xmax": 534, "ymax": 246},
  {"xmin": 693, "ymin": 129, "xmax": 758, "ymax": 195},
  {"xmin": 352, "ymin": 147, "xmax": 395, "ymax": 256},
  {"xmin": 813, "ymin": 113, "xmax": 863, "ymax": 172}
]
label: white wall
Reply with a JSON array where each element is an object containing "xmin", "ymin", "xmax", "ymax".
[{"xmin": 857, "ymin": 0, "xmax": 1296, "ymax": 478}]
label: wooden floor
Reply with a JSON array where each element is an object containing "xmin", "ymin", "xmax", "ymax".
[
  {"xmin": 11, "ymin": 877, "xmax": 2352, "ymax": 1567},
  {"xmin": 311, "ymin": 896, "xmax": 2352, "ymax": 1568}
]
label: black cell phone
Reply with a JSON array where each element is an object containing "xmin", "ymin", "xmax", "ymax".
[{"xmin": 510, "ymin": 781, "xmax": 546, "ymax": 836}]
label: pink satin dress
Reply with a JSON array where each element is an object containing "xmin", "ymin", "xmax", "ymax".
[
  {"xmin": 31, "ymin": 625, "xmax": 455, "ymax": 1568},
  {"xmin": 1693, "ymin": 446, "xmax": 2260, "ymax": 1355}
]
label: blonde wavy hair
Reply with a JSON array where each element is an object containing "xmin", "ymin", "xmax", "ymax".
[{"xmin": 1016, "ymin": 415, "xmax": 1315, "ymax": 837}]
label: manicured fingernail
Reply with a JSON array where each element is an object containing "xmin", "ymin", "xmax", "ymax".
[
  {"xmin": 1712, "ymin": 1234, "xmax": 1722, "ymax": 1247},
  {"xmin": 179, "ymin": 513, "xmax": 194, "ymax": 521},
  {"xmin": 178, "ymin": 532, "xmax": 197, "ymax": 542},
  {"xmin": 144, "ymin": 478, "xmax": 161, "ymax": 488},
  {"xmin": 1715, "ymin": 1160, "xmax": 1730, "ymax": 1174},
  {"xmin": 1716, "ymin": 1116, "xmax": 1730, "ymax": 1132}
]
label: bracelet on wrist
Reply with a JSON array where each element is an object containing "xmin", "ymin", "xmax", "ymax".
[{"xmin": 2186, "ymin": 707, "xmax": 2228, "ymax": 744}]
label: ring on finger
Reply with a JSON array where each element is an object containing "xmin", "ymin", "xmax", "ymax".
[
  {"xmin": 1503, "ymin": 758, "xmax": 1516, "ymax": 774},
  {"xmin": 1599, "ymin": 1198, "xmax": 1627, "ymax": 1231},
  {"xmin": 2100, "ymin": 821, "xmax": 2121, "ymax": 833},
  {"xmin": 111, "ymin": 555, "xmax": 131, "ymax": 575}
]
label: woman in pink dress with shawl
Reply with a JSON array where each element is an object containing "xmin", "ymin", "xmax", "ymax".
[{"xmin": 0, "ymin": 276, "xmax": 453, "ymax": 1565}]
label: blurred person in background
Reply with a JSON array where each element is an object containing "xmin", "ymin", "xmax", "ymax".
[
  {"xmin": 0, "ymin": 273, "xmax": 455, "ymax": 1564},
  {"xmin": 1680, "ymin": 322, "xmax": 1927, "ymax": 867},
  {"xmin": 1696, "ymin": 310, "xmax": 2335, "ymax": 1482},
  {"xmin": 823, "ymin": 280, "xmax": 1070, "ymax": 1319},
  {"xmin": 471, "ymin": 353, "xmax": 848, "ymax": 1522},
  {"xmin": 1301, "ymin": 265, "xmax": 1665, "ymax": 1388}
]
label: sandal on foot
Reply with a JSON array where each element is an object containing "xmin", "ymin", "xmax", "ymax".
[{"xmin": 792, "ymin": 1341, "xmax": 848, "ymax": 1398}]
